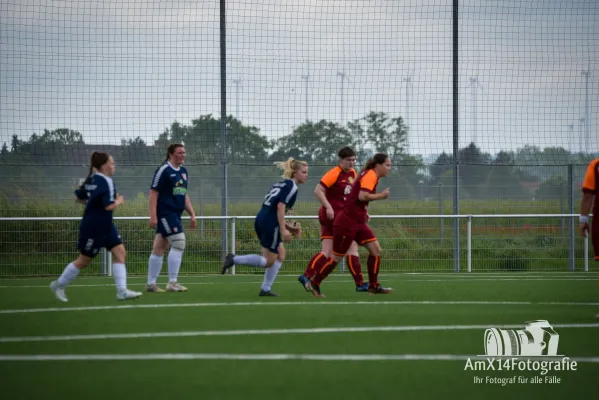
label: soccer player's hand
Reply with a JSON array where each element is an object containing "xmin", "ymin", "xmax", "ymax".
[
  {"xmin": 579, "ymin": 222, "xmax": 590, "ymax": 237},
  {"xmin": 326, "ymin": 206, "xmax": 335, "ymax": 220},
  {"xmin": 290, "ymin": 222, "xmax": 302, "ymax": 239},
  {"xmin": 149, "ymin": 216, "xmax": 158, "ymax": 228},
  {"xmin": 115, "ymin": 195, "xmax": 125, "ymax": 206},
  {"xmin": 380, "ymin": 188, "xmax": 390, "ymax": 199},
  {"xmin": 189, "ymin": 215, "xmax": 197, "ymax": 229},
  {"xmin": 281, "ymin": 229, "xmax": 293, "ymax": 243}
]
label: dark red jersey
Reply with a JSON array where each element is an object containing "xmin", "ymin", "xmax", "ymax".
[
  {"xmin": 342, "ymin": 169, "xmax": 378, "ymax": 223},
  {"xmin": 319, "ymin": 166, "xmax": 357, "ymax": 213}
]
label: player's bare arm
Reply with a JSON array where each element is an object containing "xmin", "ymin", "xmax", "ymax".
[
  {"xmin": 148, "ymin": 189, "xmax": 159, "ymax": 228},
  {"xmin": 358, "ymin": 188, "xmax": 390, "ymax": 202},
  {"xmin": 105, "ymin": 195, "xmax": 124, "ymax": 211},
  {"xmin": 314, "ymin": 184, "xmax": 335, "ymax": 220},
  {"xmin": 277, "ymin": 202, "xmax": 292, "ymax": 242},
  {"xmin": 185, "ymin": 194, "xmax": 197, "ymax": 229},
  {"xmin": 579, "ymin": 192, "xmax": 594, "ymax": 236}
]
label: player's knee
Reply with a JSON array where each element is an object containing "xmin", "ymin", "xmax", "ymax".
[
  {"xmin": 367, "ymin": 246, "xmax": 381, "ymax": 257},
  {"xmin": 167, "ymin": 233, "xmax": 186, "ymax": 251},
  {"xmin": 264, "ymin": 253, "xmax": 278, "ymax": 268},
  {"xmin": 74, "ymin": 255, "xmax": 93, "ymax": 269},
  {"xmin": 112, "ymin": 246, "xmax": 126, "ymax": 263}
]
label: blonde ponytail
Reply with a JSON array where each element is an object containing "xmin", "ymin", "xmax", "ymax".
[{"xmin": 274, "ymin": 157, "xmax": 308, "ymax": 179}]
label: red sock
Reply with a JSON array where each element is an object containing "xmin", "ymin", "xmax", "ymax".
[
  {"xmin": 304, "ymin": 253, "xmax": 325, "ymax": 279},
  {"xmin": 313, "ymin": 258, "xmax": 338, "ymax": 286},
  {"xmin": 367, "ymin": 255, "xmax": 381, "ymax": 288},
  {"xmin": 346, "ymin": 255, "xmax": 365, "ymax": 286}
]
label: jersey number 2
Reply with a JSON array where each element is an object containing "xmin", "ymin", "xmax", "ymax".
[{"xmin": 264, "ymin": 188, "xmax": 281, "ymax": 206}]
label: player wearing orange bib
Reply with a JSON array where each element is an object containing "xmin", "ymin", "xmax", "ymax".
[
  {"xmin": 298, "ymin": 147, "xmax": 368, "ymax": 292},
  {"xmin": 579, "ymin": 157, "xmax": 599, "ymax": 319},
  {"xmin": 308, "ymin": 153, "xmax": 393, "ymax": 297}
]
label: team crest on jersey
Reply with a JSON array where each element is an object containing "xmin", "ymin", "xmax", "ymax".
[
  {"xmin": 181, "ymin": 173, "xmax": 187, "ymax": 181},
  {"xmin": 174, "ymin": 227, "xmax": 178, "ymax": 233},
  {"xmin": 348, "ymin": 177, "xmax": 354, "ymax": 184}
]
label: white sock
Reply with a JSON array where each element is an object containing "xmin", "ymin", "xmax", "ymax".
[
  {"xmin": 57, "ymin": 263, "xmax": 80, "ymax": 287},
  {"xmin": 261, "ymin": 260, "xmax": 282, "ymax": 292},
  {"xmin": 167, "ymin": 248, "xmax": 183, "ymax": 283},
  {"xmin": 147, "ymin": 253, "xmax": 163, "ymax": 285},
  {"xmin": 112, "ymin": 263, "xmax": 127, "ymax": 292},
  {"xmin": 233, "ymin": 254, "xmax": 267, "ymax": 268}
]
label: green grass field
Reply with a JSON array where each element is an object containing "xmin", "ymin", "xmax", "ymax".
[{"xmin": 0, "ymin": 272, "xmax": 597, "ymax": 399}]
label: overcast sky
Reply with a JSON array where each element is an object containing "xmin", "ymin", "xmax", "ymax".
[{"xmin": 1, "ymin": 0, "xmax": 597, "ymax": 160}]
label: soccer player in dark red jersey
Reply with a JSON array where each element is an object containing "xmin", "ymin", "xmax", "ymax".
[
  {"xmin": 298, "ymin": 147, "xmax": 368, "ymax": 292},
  {"xmin": 579, "ymin": 157, "xmax": 599, "ymax": 319},
  {"xmin": 308, "ymin": 153, "xmax": 393, "ymax": 297}
]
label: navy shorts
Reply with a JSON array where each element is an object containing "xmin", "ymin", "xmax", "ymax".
[
  {"xmin": 254, "ymin": 215, "xmax": 281, "ymax": 254},
  {"xmin": 78, "ymin": 223, "xmax": 122, "ymax": 258},
  {"xmin": 156, "ymin": 213, "xmax": 183, "ymax": 238}
]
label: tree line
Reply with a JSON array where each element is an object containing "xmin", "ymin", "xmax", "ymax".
[{"xmin": 0, "ymin": 112, "xmax": 595, "ymax": 201}]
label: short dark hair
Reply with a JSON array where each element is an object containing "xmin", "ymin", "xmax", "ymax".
[{"xmin": 338, "ymin": 146, "xmax": 356, "ymax": 159}]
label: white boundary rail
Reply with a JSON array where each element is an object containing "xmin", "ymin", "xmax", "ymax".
[{"xmin": 0, "ymin": 214, "xmax": 592, "ymax": 275}]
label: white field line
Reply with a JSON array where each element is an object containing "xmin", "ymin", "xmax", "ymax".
[
  {"xmin": 0, "ymin": 272, "xmax": 596, "ymax": 283},
  {"xmin": 0, "ymin": 353, "xmax": 598, "ymax": 363},
  {"xmin": 0, "ymin": 277, "xmax": 596, "ymax": 289},
  {"xmin": 1, "ymin": 300, "xmax": 599, "ymax": 315},
  {"xmin": 1, "ymin": 323, "xmax": 598, "ymax": 344}
]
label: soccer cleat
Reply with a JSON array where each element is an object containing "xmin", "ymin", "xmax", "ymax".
[
  {"xmin": 116, "ymin": 289, "xmax": 143, "ymax": 301},
  {"xmin": 50, "ymin": 280, "xmax": 68, "ymax": 303},
  {"xmin": 221, "ymin": 253, "xmax": 235, "ymax": 275},
  {"xmin": 146, "ymin": 283, "xmax": 166, "ymax": 293},
  {"xmin": 166, "ymin": 282, "xmax": 188, "ymax": 292},
  {"xmin": 259, "ymin": 290, "xmax": 280, "ymax": 297},
  {"xmin": 368, "ymin": 284, "xmax": 392, "ymax": 295},
  {"xmin": 297, "ymin": 274, "xmax": 312, "ymax": 292},
  {"xmin": 355, "ymin": 282, "xmax": 369, "ymax": 292},
  {"xmin": 310, "ymin": 283, "xmax": 326, "ymax": 298}
]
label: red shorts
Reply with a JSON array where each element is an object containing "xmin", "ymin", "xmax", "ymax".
[
  {"xmin": 318, "ymin": 207, "xmax": 334, "ymax": 239},
  {"xmin": 332, "ymin": 212, "xmax": 377, "ymax": 257}
]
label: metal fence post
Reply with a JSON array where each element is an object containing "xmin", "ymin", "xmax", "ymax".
[
  {"xmin": 100, "ymin": 248, "xmax": 107, "ymax": 276},
  {"xmin": 584, "ymin": 232, "xmax": 589, "ymax": 272},
  {"xmin": 568, "ymin": 164, "xmax": 575, "ymax": 271},
  {"xmin": 231, "ymin": 217, "xmax": 236, "ymax": 275},
  {"xmin": 439, "ymin": 183, "xmax": 444, "ymax": 242},
  {"xmin": 467, "ymin": 215, "xmax": 472, "ymax": 272}
]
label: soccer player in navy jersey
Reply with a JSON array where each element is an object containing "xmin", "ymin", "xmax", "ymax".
[
  {"xmin": 146, "ymin": 143, "xmax": 197, "ymax": 293},
  {"xmin": 221, "ymin": 157, "xmax": 308, "ymax": 296},
  {"xmin": 50, "ymin": 152, "xmax": 142, "ymax": 302}
]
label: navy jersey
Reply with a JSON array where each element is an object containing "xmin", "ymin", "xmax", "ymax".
[
  {"xmin": 258, "ymin": 179, "xmax": 298, "ymax": 218},
  {"xmin": 150, "ymin": 162, "xmax": 188, "ymax": 216},
  {"xmin": 255, "ymin": 179, "xmax": 298, "ymax": 254},
  {"xmin": 74, "ymin": 172, "xmax": 116, "ymax": 230}
]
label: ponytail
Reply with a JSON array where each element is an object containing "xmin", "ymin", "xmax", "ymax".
[
  {"xmin": 360, "ymin": 153, "xmax": 388, "ymax": 174},
  {"xmin": 274, "ymin": 157, "xmax": 308, "ymax": 179}
]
